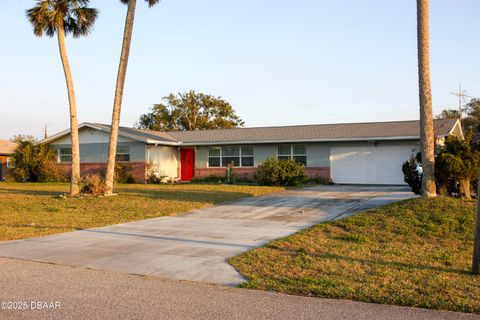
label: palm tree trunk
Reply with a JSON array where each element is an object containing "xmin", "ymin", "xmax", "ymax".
[
  {"xmin": 57, "ymin": 24, "xmax": 81, "ymax": 196},
  {"xmin": 104, "ymin": 0, "xmax": 137, "ymax": 195},
  {"xmin": 472, "ymin": 170, "xmax": 480, "ymax": 274},
  {"xmin": 417, "ymin": 0, "xmax": 436, "ymax": 197}
]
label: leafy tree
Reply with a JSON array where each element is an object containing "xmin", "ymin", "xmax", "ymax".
[
  {"xmin": 416, "ymin": 0, "xmax": 436, "ymax": 197},
  {"xmin": 463, "ymin": 98, "xmax": 480, "ymax": 146},
  {"xmin": 10, "ymin": 138, "xmax": 65, "ymax": 182},
  {"xmin": 435, "ymin": 109, "xmax": 460, "ymax": 120},
  {"xmin": 436, "ymin": 98, "xmax": 480, "ymax": 147},
  {"xmin": 26, "ymin": 0, "xmax": 98, "ymax": 196},
  {"xmin": 137, "ymin": 91, "xmax": 245, "ymax": 131},
  {"xmin": 104, "ymin": 0, "xmax": 160, "ymax": 196},
  {"xmin": 435, "ymin": 132, "xmax": 479, "ymax": 200}
]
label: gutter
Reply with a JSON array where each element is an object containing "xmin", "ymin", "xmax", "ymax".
[{"xmin": 178, "ymin": 136, "xmax": 426, "ymax": 146}]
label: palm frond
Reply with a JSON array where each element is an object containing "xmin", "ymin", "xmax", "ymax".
[
  {"xmin": 146, "ymin": 0, "xmax": 160, "ymax": 7},
  {"xmin": 26, "ymin": 0, "xmax": 98, "ymax": 38},
  {"xmin": 119, "ymin": 0, "xmax": 160, "ymax": 8}
]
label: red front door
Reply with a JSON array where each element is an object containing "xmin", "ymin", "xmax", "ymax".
[{"xmin": 180, "ymin": 149, "xmax": 195, "ymax": 181}]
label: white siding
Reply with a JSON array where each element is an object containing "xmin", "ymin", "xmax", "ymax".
[{"xmin": 147, "ymin": 145, "xmax": 179, "ymax": 178}]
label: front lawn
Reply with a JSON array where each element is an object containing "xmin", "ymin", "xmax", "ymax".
[
  {"xmin": 229, "ymin": 197, "xmax": 480, "ymax": 314},
  {"xmin": 0, "ymin": 183, "xmax": 284, "ymax": 240}
]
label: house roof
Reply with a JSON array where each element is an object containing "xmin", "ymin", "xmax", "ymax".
[
  {"xmin": 92, "ymin": 123, "xmax": 179, "ymax": 144},
  {"xmin": 0, "ymin": 140, "xmax": 16, "ymax": 155},
  {"xmin": 41, "ymin": 122, "xmax": 179, "ymax": 145},
  {"xmin": 42, "ymin": 118, "xmax": 461, "ymax": 146},
  {"xmin": 167, "ymin": 118, "xmax": 460, "ymax": 145}
]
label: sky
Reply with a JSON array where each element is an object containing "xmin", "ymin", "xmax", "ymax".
[{"xmin": 0, "ymin": 0, "xmax": 479, "ymax": 139}]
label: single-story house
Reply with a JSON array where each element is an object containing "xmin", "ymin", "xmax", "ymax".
[
  {"xmin": 0, "ymin": 139, "xmax": 16, "ymax": 181},
  {"xmin": 42, "ymin": 118, "xmax": 462, "ymax": 185}
]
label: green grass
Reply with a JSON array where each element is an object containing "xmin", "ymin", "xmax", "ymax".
[
  {"xmin": 229, "ymin": 197, "xmax": 480, "ymax": 314},
  {"xmin": 0, "ymin": 182, "xmax": 284, "ymax": 240}
]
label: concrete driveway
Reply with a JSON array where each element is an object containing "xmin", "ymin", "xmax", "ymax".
[{"xmin": 0, "ymin": 185, "xmax": 415, "ymax": 286}]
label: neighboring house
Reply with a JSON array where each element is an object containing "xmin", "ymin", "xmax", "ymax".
[
  {"xmin": 41, "ymin": 119, "xmax": 462, "ymax": 185},
  {"xmin": 0, "ymin": 140, "xmax": 16, "ymax": 181}
]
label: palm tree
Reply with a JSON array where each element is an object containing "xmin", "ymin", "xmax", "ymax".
[
  {"xmin": 104, "ymin": 0, "xmax": 160, "ymax": 195},
  {"xmin": 473, "ymin": 172, "xmax": 480, "ymax": 274},
  {"xmin": 416, "ymin": 0, "xmax": 436, "ymax": 197},
  {"xmin": 26, "ymin": 0, "xmax": 98, "ymax": 196}
]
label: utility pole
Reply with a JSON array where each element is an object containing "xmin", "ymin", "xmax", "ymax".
[
  {"xmin": 450, "ymin": 83, "xmax": 472, "ymax": 118},
  {"xmin": 44, "ymin": 125, "xmax": 48, "ymax": 139}
]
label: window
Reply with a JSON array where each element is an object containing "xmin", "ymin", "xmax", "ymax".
[
  {"xmin": 6, "ymin": 157, "xmax": 14, "ymax": 168},
  {"xmin": 278, "ymin": 145, "xmax": 291, "ymax": 161},
  {"xmin": 58, "ymin": 148, "xmax": 72, "ymax": 163},
  {"xmin": 208, "ymin": 146, "xmax": 254, "ymax": 167},
  {"xmin": 116, "ymin": 146, "xmax": 130, "ymax": 162},
  {"xmin": 277, "ymin": 145, "xmax": 307, "ymax": 166},
  {"xmin": 208, "ymin": 147, "xmax": 221, "ymax": 167},
  {"xmin": 293, "ymin": 145, "xmax": 307, "ymax": 166},
  {"xmin": 240, "ymin": 146, "xmax": 254, "ymax": 167},
  {"xmin": 222, "ymin": 146, "xmax": 240, "ymax": 167}
]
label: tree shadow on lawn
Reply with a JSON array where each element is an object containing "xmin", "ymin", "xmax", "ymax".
[
  {"xmin": 113, "ymin": 187, "xmax": 255, "ymax": 203},
  {"xmin": 0, "ymin": 187, "xmax": 255, "ymax": 204},
  {"xmin": 270, "ymin": 246, "xmax": 470, "ymax": 276},
  {"xmin": 0, "ymin": 188, "xmax": 64, "ymax": 197}
]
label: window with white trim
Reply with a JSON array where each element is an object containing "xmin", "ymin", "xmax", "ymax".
[
  {"xmin": 6, "ymin": 157, "xmax": 14, "ymax": 168},
  {"xmin": 208, "ymin": 146, "xmax": 254, "ymax": 167},
  {"xmin": 58, "ymin": 148, "xmax": 72, "ymax": 163},
  {"xmin": 240, "ymin": 146, "xmax": 254, "ymax": 167},
  {"xmin": 116, "ymin": 146, "xmax": 130, "ymax": 162},
  {"xmin": 277, "ymin": 145, "xmax": 307, "ymax": 166},
  {"xmin": 208, "ymin": 147, "xmax": 221, "ymax": 167}
]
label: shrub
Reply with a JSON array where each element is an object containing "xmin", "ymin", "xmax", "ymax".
[
  {"xmin": 10, "ymin": 138, "xmax": 62, "ymax": 182},
  {"xmin": 42, "ymin": 161, "xmax": 69, "ymax": 182},
  {"xmin": 402, "ymin": 153, "xmax": 422, "ymax": 195},
  {"xmin": 435, "ymin": 133, "xmax": 479, "ymax": 199},
  {"xmin": 255, "ymin": 157, "xmax": 306, "ymax": 186},
  {"xmin": 191, "ymin": 175, "xmax": 224, "ymax": 183},
  {"xmin": 115, "ymin": 162, "xmax": 135, "ymax": 184},
  {"xmin": 81, "ymin": 174, "xmax": 106, "ymax": 194}
]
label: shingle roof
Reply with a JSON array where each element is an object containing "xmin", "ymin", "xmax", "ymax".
[
  {"xmin": 0, "ymin": 140, "xmax": 16, "ymax": 155},
  {"xmin": 163, "ymin": 118, "xmax": 459, "ymax": 145},
  {"xmin": 92, "ymin": 123, "xmax": 178, "ymax": 144},
  {"xmin": 44, "ymin": 119, "xmax": 460, "ymax": 146}
]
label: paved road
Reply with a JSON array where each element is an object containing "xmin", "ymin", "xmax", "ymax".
[
  {"xmin": 0, "ymin": 186, "xmax": 415, "ymax": 286},
  {"xmin": 0, "ymin": 258, "xmax": 477, "ymax": 320}
]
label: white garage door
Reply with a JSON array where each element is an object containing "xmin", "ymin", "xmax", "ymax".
[{"xmin": 330, "ymin": 145, "xmax": 417, "ymax": 185}]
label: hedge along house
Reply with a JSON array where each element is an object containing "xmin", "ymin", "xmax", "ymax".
[{"xmin": 42, "ymin": 119, "xmax": 462, "ymax": 185}]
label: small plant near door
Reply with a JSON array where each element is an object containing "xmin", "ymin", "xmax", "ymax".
[{"xmin": 225, "ymin": 161, "xmax": 236, "ymax": 184}]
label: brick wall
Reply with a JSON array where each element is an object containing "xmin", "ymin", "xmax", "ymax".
[
  {"xmin": 194, "ymin": 167, "xmax": 330, "ymax": 181},
  {"xmin": 304, "ymin": 167, "xmax": 331, "ymax": 180},
  {"xmin": 57, "ymin": 162, "xmax": 147, "ymax": 183}
]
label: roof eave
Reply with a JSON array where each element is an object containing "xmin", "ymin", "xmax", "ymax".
[
  {"xmin": 180, "ymin": 136, "xmax": 425, "ymax": 146},
  {"xmin": 145, "ymin": 140, "xmax": 181, "ymax": 146}
]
